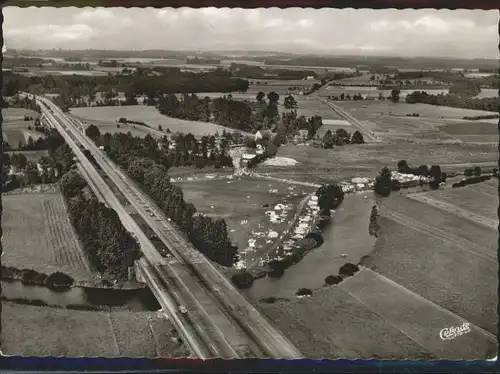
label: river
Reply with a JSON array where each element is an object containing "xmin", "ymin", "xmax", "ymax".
[
  {"xmin": 2, "ymin": 280, "xmax": 161, "ymax": 312},
  {"xmin": 244, "ymin": 191, "xmax": 377, "ymax": 300}
]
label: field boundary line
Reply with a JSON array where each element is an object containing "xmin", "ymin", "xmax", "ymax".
[
  {"xmin": 466, "ymin": 185, "xmax": 498, "ymax": 198},
  {"xmin": 57, "ymin": 186, "xmax": 94, "ymax": 277},
  {"xmin": 107, "ymin": 314, "xmax": 121, "ymax": 357},
  {"xmin": 384, "ymin": 210, "xmax": 496, "ymax": 262},
  {"xmin": 336, "ymin": 279, "xmax": 436, "ymax": 356},
  {"xmin": 406, "ymin": 193, "xmax": 497, "ymax": 230},
  {"xmin": 363, "ymin": 268, "xmax": 497, "ymax": 342}
]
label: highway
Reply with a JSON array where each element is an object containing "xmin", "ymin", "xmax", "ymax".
[{"xmin": 33, "ymin": 94, "xmax": 303, "ymax": 360}]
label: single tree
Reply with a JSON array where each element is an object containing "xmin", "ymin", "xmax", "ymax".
[
  {"xmin": 350, "ymin": 130, "xmax": 365, "ymax": 144},
  {"xmin": 390, "ymin": 89, "xmax": 401, "ymax": 103},
  {"xmin": 256, "ymin": 91, "xmax": 266, "ymax": 104},
  {"xmin": 284, "ymin": 95, "xmax": 298, "ymax": 109},
  {"xmin": 267, "ymin": 92, "xmax": 279, "ymax": 105}
]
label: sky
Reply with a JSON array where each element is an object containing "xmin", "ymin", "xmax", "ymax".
[{"xmin": 3, "ymin": 7, "xmax": 499, "ymax": 58}]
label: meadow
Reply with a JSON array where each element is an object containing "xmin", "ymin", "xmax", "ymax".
[
  {"xmin": 256, "ymin": 142, "xmax": 498, "ymax": 184},
  {"xmin": 260, "ymin": 284, "xmax": 437, "ymax": 359},
  {"xmin": 2, "ymin": 302, "xmax": 187, "ymax": 357},
  {"xmin": 338, "ymin": 268, "xmax": 497, "ymax": 359},
  {"xmin": 70, "ymin": 105, "xmax": 248, "ymax": 136},
  {"xmin": 362, "ymin": 193, "xmax": 497, "ymax": 335},
  {"xmin": 2, "ymin": 192, "xmax": 94, "ymax": 282},
  {"xmin": 3, "ymin": 108, "xmax": 44, "ymax": 148},
  {"xmin": 407, "ymin": 187, "xmax": 497, "ymax": 229},
  {"xmin": 334, "ymin": 100, "xmax": 498, "ymax": 119},
  {"xmin": 436, "ymin": 120, "xmax": 498, "ymax": 143}
]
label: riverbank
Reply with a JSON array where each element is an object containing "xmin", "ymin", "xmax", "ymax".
[
  {"xmin": 1, "ymin": 265, "xmax": 147, "ymax": 290},
  {"xmin": 244, "ymin": 191, "xmax": 376, "ymax": 299},
  {"xmin": 2, "ymin": 279, "xmax": 160, "ymax": 312}
]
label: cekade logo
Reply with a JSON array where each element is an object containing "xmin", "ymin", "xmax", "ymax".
[{"xmin": 439, "ymin": 322, "xmax": 471, "ymax": 340}]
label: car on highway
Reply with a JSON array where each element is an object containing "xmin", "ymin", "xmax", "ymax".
[{"xmin": 179, "ymin": 305, "xmax": 188, "ymax": 315}]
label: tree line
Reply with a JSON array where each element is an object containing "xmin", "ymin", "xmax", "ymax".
[
  {"xmin": 405, "ymin": 91, "xmax": 499, "ymax": 112},
  {"xmin": 156, "ymin": 91, "xmax": 324, "ymax": 141},
  {"xmin": 3, "ymin": 69, "xmax": 250, "ymax": 111},
  {"xmin": 86, "ymin": 125, "xmax": 234, "ymax": 170},
  {"xmin": 86, "ymin": 130, "xmax": 238, "ymax": 266},
  {"xmin": 60, "ymin": 170, "xmax": 141, "ymax": 279},
  {"xmin": 321, "ymin": 128, "xmax": 365, "ymax": 148},
  {"xmin": 374, "ymin": 161, "xmax": 448, "ymax": 197}
]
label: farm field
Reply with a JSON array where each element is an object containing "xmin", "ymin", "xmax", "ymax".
[
  {"xmin": 3, "ymin": 108, "xmax": 40, "ymax": 121},
  {"xmin": 474, "ymin": 88, "xmax": 498, "ymax": 98},
  {"xmin": 1, "ymin": 302, "xmax": 187, "ymax": 357},
  {"xmin": 4, "ymin": 129, "xmax": 44, "ymax": 149},
  {"xmin": 175, "ymin": 176, "xmax": 315, "ymax": 267},
  {"xmin": 328, "ymin": 73, "xmax": 382, "ymax": 85},
  {"xmin": 168, "ymin": 166, "xmax": 233, "ymax": 179},
  {"xmin": 409, "ymin": 184, "xmax": 497, "ymax": 223},
  {"xmin": 385, "ymin": 192, "xmax": 497, "ymax": 252},
  {"xmin": 320, "ymin": 86, "xmax": 449, "ymax": 99},
  {"xmin": 256, "ymin": 142, "xmax": 498, "ymax": 184},
  {"xmin": 337, "ymin": 269, "xmax": 497, "ymax": 359},
  {"xmin": 277, "ymin": 96, "xmax": 344, "ymax": 120},
  {"xmin": 260, "ymin": 284, "xmax": 437, "ymax": 359},
  {"xmin": 3, "ymin": 108, "xmax": 44, "ymax": 148},
  {"xmin": 334, "ymin": 100, "xmax": 498, "ymax": 120},
  {"xmin": 70, "ymin": 105, "xmax": 246, "ymax": 136},
  {"xmin": 436, "ymin": 120, "xmax": 498, "ymax": 143},
  {"xmin": 361, "ymin": 195, "xmax": 497, "ymax": 335},
  {"xmin": 2, "ymin": 192, "xmax": 94, "ymax": 281},
  {"xmin": 326, "ymin": 100, "xmax": 498, "ymax": 142},
  {"xmin": 315, "ymin": 119, "xmax": 352, "ymax": 137}
]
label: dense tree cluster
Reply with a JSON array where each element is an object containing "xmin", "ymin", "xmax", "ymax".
[
  {"xmin": 2, "ymin": 266, "xmax": 75, "ymax": 289},
  {"xmin": 93, "ymin": 128, "xmax": 233, "ymax": 170},
  {"xmin": 375, "ymin": 161, "xmax": 448, "ymax": 196},
  {"xmin": 449, "ymin": 81, "xmax": 481, "ymax": 98},
  {"xmin": 315, "ymin": 183, "xmax": 345, "ymax": 216},
  {"xmin": 60, "ymin": 170, "xmax": 141, "ymax": 279},
  {"xmin": 281, "ymin": 110, "xmax": 323, "ymax": 139},
  {"xmin": 157, "ymin": 93, "xmax": 279, "ymax": 133},
  {"xmin": 283, "ymin": 95, "xmax": 298, "ymax": 109},
  {"xmin": 4, "ymin": 94, "xmax": 41, "ymax": 112},
  {"xmin": 368, "ymin": 203, "xmax": 381, "ymax": 238},
  {"xmin": 406, "ymin": 91, "xmax": 500, "ymax": 112},
  {"xmin": 321, "ymin": 129, "xmax": 364, "ymax": 148},
  {"xmin": 338, "ymin": 263, "xmax": 360, "ymax": 277},
  {"xmin": 127, "ymin": 158, "xmax": 238, "ymax": 266},
  {"xmin": 397, "ymin": 160, "xmax": 447, "ymax": 189},
  {"xmin": 374, "ymin": 167, "xmax": 393, "ymax": 197},
  {"xmin": 87, "ymin": 132, "xmax": 238, "ymax": 266},
  {"xmin": 3, "ymin": 129, "xmax": 75, "ymax": 190}
]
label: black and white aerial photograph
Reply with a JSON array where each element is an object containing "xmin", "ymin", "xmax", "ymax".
[{"xmin": 1, "ymin": 6, "xmax": 498, "ymax": 360}]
